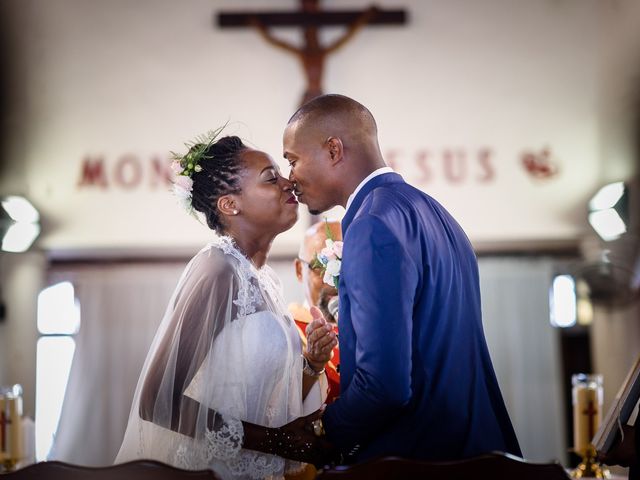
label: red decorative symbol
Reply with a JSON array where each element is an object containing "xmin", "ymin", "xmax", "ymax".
[
  {"xmin": 582, "ymin": 400, "xmax": 598, "ymax": 441},
  {"xmin": 521, "ymin": 147, "xmax": 559, "ymax": 179}
]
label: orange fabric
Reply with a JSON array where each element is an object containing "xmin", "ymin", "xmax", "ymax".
[
  {"xmin": 284, "ymin": 463, "xmax": 317, "ymax": 480},
  {"xmin": 290, "ymin": 303, "xmax": 341, "ymax": 405}
]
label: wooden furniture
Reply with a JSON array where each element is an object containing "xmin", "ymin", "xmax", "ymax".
[
  {"xmin": 1, "ymin": 459, "xmax": 219, "ymax": 480},
  {"xmin": 316, "ymin": 452, "xmax": 571, "ymax": 480}
]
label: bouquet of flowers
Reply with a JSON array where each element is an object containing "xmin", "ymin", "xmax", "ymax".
[{"xmin": 311, "ymin": 222, "xmax": 344, "ymax": 289}]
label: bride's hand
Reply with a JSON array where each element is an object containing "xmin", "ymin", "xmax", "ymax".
[
  {"xmin": 247, "ymin": 409, "xmax": 335, "ymax": 467},
  {"xmin": 305, "ymin": 307, "xmax": 338, "ymax": 369}
]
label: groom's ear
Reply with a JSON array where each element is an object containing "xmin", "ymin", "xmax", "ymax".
[{"xmin": 326, "ymin": 137, "xmax": 344, "ymax": 166}]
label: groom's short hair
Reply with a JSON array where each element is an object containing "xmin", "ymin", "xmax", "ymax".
[{"xmin": 288, "ymin": 94, "xmax": 378, "ymax": 135}]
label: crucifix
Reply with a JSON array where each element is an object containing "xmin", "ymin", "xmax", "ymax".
[{"xmin": 218, "ymin": 1, "xmax": 407, "ymax": 106}]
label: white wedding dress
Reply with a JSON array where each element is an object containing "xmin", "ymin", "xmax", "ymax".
[{"xmin": 115, "ymin": 236, "xmax": 323, "ymax": 479}]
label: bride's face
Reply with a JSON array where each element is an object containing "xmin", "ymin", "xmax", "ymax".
[{"xmin": 235, "ymin": 149, "xmax": 299, "ymax": 234}]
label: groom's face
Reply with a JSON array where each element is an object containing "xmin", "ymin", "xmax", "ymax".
[{"xmin": 283, "ymin": 123, "xmax": 335, "ymax": 215}]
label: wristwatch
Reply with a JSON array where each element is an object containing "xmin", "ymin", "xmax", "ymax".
[{"xmin": 302, "ymin": 355, "xmax": 325, "ymax": 377}]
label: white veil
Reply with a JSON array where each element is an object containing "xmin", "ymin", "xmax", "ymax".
[{"xmin": 115, "ymin": 235, "xmax": 322, "ymax": 479}]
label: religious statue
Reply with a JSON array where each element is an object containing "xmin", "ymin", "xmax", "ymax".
[
  {"xmin": 217, "ymin": 1, "xmax": 407, "ymax": 107},
  {"xmin": 250, "ymin": 1, "xmax": 378, "ymax": 105}
]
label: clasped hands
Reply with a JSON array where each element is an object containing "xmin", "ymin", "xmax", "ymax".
[
  {"xmin": 268, "ymin": 307, "xmax": 338, "ymax": 466},
  {"xmin": 304, "ymin": 306, "xmax": 338, "ymax": 371}
]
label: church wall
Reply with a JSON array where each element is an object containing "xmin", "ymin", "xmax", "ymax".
[
  {"xmin": 1, "ymin": 0, "xmax": 636, "ymax": 256},
  {"xmin": 596, "ymin": 0, "xmax": 640, "ymax": 184},
  {"xmin": 0, "ymin": 252, "xmax": 46, "ymax": 418}
]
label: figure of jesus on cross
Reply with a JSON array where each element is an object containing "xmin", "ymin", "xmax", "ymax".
[
  {"xmin": 251, "ymin": 1, "xmax": 378, "ymax": 105},
  {"xmin": 218, "ymin": 0, "xmax": 407, "ymax": 106}
]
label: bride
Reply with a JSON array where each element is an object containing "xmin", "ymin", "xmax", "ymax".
[{"xmin": 115, "ymin": 132, "xmax": 338, "ymax": 479}]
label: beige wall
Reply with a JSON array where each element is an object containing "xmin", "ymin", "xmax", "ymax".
[
  {"xmin": 0, "ymin": 252, "xmax": 47, "ymax": 418},
  {"xmin": 2, "ymin": 0, "xmax": 637, "ymax": 256}
]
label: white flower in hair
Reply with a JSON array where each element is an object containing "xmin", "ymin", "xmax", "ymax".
[{"xmin": 170, "ymin": 124, "xmax": 227, "ymax": 215}]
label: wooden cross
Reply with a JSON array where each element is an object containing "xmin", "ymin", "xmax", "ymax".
[
  {"xmin": 582, "ymin": 400, "xmax": 598, "ymax": 440},
  {"xmin": 0, "ymin": 410, "xmax": 11, "ymax": 452},
  {"xmin": 217, "ymin": 1, "xmax": 407, "ymax": 106}
]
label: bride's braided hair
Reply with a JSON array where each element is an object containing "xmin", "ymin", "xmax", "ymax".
[{"xmin": 191, "ymin": 136, "xmax": 247, "ymax": 233}]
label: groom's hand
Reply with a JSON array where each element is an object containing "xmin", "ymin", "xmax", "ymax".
[
  {"xmin": 279, "ymin": 408, "xmax": 336, "ymax": 467},
  {"xmin": 305, "ymin": 307, "xmax": 337, "ymax": 368}
]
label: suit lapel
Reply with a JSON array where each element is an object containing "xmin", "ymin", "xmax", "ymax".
[{"xmin": 341, "ymin": 172, "xmax": 404, "ymax": 235}]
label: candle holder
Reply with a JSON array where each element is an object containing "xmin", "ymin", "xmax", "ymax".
[
  {"xmin": 0, "ymin": 384, "xmax": 23, "ymax": 473},
  {"xmin": 570, "ymin": 444, "xmax": 610, "ymax": 479},
  {"xmin": 570, "ymin": 374, "xmax": 609, "ymax": 479}
]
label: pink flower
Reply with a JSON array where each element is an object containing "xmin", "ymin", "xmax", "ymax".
[
  {"xmin": 171, "ymin": 160, "xmax": 183, "ymax": 174},
  {"xmin": 321, "ymin": 246, "xmax": 335, "ymax": 260},
  {"xmin": 174, "ymin": 175, "xmax": 193, "ymax": 192},
  {"xmin": 332, "ymin": 241, "xmax": 343, "ymax": 258}
]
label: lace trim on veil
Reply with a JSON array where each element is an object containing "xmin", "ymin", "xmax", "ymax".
[
  {"xmin": 207, "ymin": 235, "xmax": 286, "ymax": 322},
  {"xmin": 205, "ymin": 416, "xmax": 244, "ymax": 461},
  {"xmin": 226, "ymin": 450, "xmax": 285, "ymax": 479}
]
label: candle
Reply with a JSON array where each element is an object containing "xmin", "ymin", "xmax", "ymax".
[
  {"xmin": 572, "ymin": 374, "xmax": 603, "ymax": 457},
  {"xmin": 0, "ymin": 390, "xmax": 23, "ymax": 464}
]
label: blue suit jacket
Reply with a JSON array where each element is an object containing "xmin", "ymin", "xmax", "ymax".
[{"xmin": 322, "ymin": 173, "xmax": 521, "ymax": 462}]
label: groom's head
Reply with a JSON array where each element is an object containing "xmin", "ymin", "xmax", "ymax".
[{"xmin": 283, "ymin": 94, "xmax": 386, "ymax": 214}]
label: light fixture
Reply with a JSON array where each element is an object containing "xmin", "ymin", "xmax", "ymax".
[
  {"xmin": 1, "ymin": 195, "xmax": 41, "ymax": 252},
  {"xmin": 575, "ymin": 279, "xmax": 593, "ymax": 326},
  {"xmin": 549, "ymin": 274, "xmax": 577, "ymax": 328},
  {"xmin": 588, "ymin": 181, "xmax": 628, "ymax": 241}
]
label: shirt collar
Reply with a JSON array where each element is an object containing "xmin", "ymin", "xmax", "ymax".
[{"xmin": 345, "ymin": 167, "xmax": 394, "ymax": 214}]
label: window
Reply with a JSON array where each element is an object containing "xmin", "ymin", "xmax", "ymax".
[
  {"xmin": 549, "ymin": 274, "xmax": 577, "ymax": 328},
  {"xmin": 35, "ymin": 282, "xmax": 80, "ymax": 461}
]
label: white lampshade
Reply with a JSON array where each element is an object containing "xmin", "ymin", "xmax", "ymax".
[
  {"xmin": 1, "ymin": 196, "xmax": 41, "ymax": 252},
  {"xmin": 587, "ymin": 182, "xmax": 628, "ymax": 242},
  {"xmin": 588, "ymin": 209, "xmax": 627, "ymax": 242},
  {"xmin": 588, "ymin": 182, "xmax": 625, "ymax": 211},
  {"xmin": 2, "ymin": 196, "xmax": 40, "ymax": 223}
]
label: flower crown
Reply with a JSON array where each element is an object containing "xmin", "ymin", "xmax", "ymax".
[{"xmin": 170, "ymin": 124, "xmax": 227, "ymax": 213}]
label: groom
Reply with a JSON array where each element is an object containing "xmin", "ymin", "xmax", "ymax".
[{"xmin": 283, "ymin": 94, "xmax": 522, "ymax": 463}]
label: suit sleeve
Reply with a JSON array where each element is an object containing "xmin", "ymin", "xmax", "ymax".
[{"xmin": 323, "ymin": 215, "xmax": 419, "ymax": 451}]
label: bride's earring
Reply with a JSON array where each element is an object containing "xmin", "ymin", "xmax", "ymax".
[{"xmin": 233, "ymin": 210, "xmax": 239, "ymax": 215}]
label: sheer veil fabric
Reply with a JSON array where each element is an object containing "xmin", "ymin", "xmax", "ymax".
[{"xmin": 115, "ymin": 236, "xmax": 323, "ymax": 479}]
